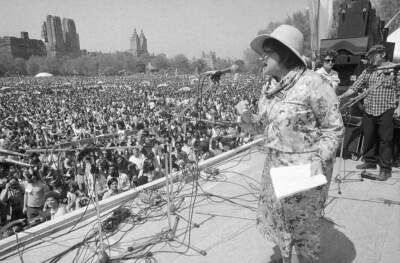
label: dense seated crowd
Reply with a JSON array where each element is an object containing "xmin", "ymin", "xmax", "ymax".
[
  {"xmin": 2, "ymin": 71, "xmax": 399, "ymax": 238},
  {"xmin": 0, "ymin": 73, "xmax": 260, "ymax": 236}
]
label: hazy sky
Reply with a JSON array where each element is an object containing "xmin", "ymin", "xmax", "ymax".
[{"xmin": 0, "ymin": 0, "xmax": 308, "ymax": 59}]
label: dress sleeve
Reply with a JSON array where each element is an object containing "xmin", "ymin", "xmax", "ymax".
[
  {"xmin": 331, "ymin": 71, "xmax": 340, "ymax": 89},
  {"xmin": 308, "ymin": 76, "xmax": 344, "ymax": 162},
  {"xmin": 240, "ymin": 109, "xmax": 265, "ymax": 135},
  {"xmin": 239, "ymin": 83, "xmax": 269, "ymax": 135}
]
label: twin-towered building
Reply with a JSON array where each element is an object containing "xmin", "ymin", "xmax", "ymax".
[
  {"xmin": 0, "ymin": 15, "xmax": 80, "ymax": 60},
  {"xmin": 130, "ymin": 29, "xmax": 148, "ymax": 57},
  {"xmin": 41, "ymin": 15, "xmax": 80, "ymax": 57},
  {"xmin": 0, "ymin": 17, "xmax": 150, "ymax": 61}
]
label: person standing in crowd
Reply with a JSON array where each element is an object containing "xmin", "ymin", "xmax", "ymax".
[
  {"xmin": 237, "ymin": 25, "xmax": 343, "ymax": 263},
  {"xmin": 316, "ymin": 50, "xmax": 340, "ymax": 91},
  {"xmin": 84, "ymin": 157, "xmax": 108, "ymax": 199},
  {"xmin": 118, "ymin": 168, "xmax": 131, "ymax": 191},
  {"xmin": 66, "ymin": 181, "xmax": 84, "ymax": 211},
  {"xmin": 102, "ymin": 178, "xmax": 119, "ymax": 199},
  {"xmin": 129, "ymin": 147, "xmax": 146, "ymax": 178},
  {"xmin": 339, "ymin": 44, "xmax": 400, "ymax": 180},
  {"xmin": 43, "ymin": 191, "xmax": 67, "ymax": 220},
  {"xmin": 0, "ymin": 177, "xmax": 24, "ymax": 222},
  {"xmin": 23, "ymin": 169, "xmax": 48, "ymax": 221}
]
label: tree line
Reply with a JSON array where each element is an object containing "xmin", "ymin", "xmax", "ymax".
[
  {"xmin": 0, "ymin": 51, "xmax": 238, "ymax": 77},
  {"xmin": 1, "ymin": 0, "xmax": 398, "ymax": 77},
  {"xmin": 243, "ymin": 0, "xmax": 400, "ymax": 72}
]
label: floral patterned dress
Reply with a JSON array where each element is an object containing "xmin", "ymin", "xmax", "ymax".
[{"xmin": 245, "ymin": 67, "xmax": 344, "ymax": 260}]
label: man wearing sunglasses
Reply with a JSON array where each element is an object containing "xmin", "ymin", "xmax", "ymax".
[{"xmin": 316, "ymin": 50, "xmax": 340, "ymax": 91}]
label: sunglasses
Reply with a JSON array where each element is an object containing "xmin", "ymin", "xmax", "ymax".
[{"xmin": 324, "ymin": 59, "xmax": 334, "ymax": 63}]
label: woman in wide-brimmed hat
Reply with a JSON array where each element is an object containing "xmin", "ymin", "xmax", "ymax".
[{"xmin": 237, "ymin": 25, "xmax": 344, "ymax": 262}]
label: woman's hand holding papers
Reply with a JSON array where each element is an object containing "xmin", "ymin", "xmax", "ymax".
[{"xmin": 311, "ymin": 159, "xmax": 324, "ymax": 177}]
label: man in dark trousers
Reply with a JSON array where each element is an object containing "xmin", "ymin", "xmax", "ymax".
[{"xmin": 339, "ymin": 45, "xmax": 400, "ymax": 180}]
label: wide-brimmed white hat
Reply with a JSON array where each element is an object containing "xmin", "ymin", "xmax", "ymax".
[{"xmin": 250, "ymin": 24, "xmax": 306, "ymax": 67}]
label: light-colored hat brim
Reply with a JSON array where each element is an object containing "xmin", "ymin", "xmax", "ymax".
[{"xmin": 250, "ymin": 34, "xmax": 306, "ymax": 67}]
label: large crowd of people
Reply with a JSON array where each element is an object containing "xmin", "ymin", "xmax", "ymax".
[
  {"xmin": 0, "ymin": 72, "xmax": 260, "ymax": 236},
  {"xmin": 0, "ymin": 50, "xmax": 399, "ymax": 241}
]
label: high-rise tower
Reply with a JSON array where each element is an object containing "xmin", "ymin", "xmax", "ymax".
[
  {"xmin": 130, "ymin": 29, "xmax": 141, "ymax": 56},
  {"xmin": 62, "ymin": 18, "xmax": 80, "ymax": 56},
  {"xmin": 130, "ymin": 29, "xmax": 148, "ymax": 56},
  {"xmin": 42, "ymin": 15, "xmax": 80, "ymax": 57},
  {"xmin": 45, "ymin": 15, "xmax": 65, "ymax": 57},
  {"xmin": 41, "ymin": 22, "xmax": 48, "ymax": 42},
  {"xmin": 139, "ymin": 30, "xmax": 148, "ymax": 56}
]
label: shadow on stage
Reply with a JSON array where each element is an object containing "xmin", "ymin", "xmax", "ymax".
[{"xmin": 268, "ymin": 219, "xmax": 356, "ymax": 263}]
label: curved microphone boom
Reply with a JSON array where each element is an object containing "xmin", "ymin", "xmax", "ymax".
[{"xmin": 201, "ymin": 64, "xmax": 239, "ymax": 83}]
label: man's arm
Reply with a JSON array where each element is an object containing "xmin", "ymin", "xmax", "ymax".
[
  {"xmin": 338, "ymin": 70, "xmax": 367, "ymax": 101},
  {"xmin": 337, "ymin": 88, "xmax": 355, "ymax": 101},
  {"xmin": 0, "ymin": 186, "xmax": 8, "ymax": 203},
  {"xmin": 395, "ymin": 71, "xmax": 400, "ymax": 116},
  {"xmin": 23, "ymin": 192, "xmax": 28, "ymax": 214}
]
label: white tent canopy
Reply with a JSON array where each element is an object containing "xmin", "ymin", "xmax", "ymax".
[
  {"xmin": 178, "ymin": 86, "xmax": 191, "ymax": 92},
  {"xmin": 157, "ymin": 83, "xmax": 168, "ymax": 88},
  {"xmin": 35, "ymin": 72, "xmax": 54, "ymax": 77},
  {"xmin": 388, "ymin": 27, "xmax": 400, "ymax": 62}
]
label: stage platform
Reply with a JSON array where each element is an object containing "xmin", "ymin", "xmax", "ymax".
[{"xmin": 0, "ymin": 145, "xmax": 399, "ymax": 263}]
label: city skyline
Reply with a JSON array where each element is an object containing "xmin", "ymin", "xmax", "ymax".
[
  {"xmin": 42, "ymin": 15, "xmax": 80, "ymax": 57},
  {"xmin": 0, "ymin": 0, "xmax": 308, "ymax": 59}
]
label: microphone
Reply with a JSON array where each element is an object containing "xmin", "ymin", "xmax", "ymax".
[{"xmin": 201, "ymin": 64, "xmax": 239, "ymax": 83}]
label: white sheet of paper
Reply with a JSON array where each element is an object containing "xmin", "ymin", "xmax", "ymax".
[{"xmin": 270, "ymin": 163, "xmax": 327, "ymax": 200}]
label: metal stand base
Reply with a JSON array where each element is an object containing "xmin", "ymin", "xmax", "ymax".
[
  {"xmin": 335, "ymin": 172, "xmax": 364, "ymax": 195},
  {"xmin": 166, "ymin": 216, "xmax": 206, "ymax": 256},
  {"xmin": 335, "ymin": 131, "xmax": 364, "ymax": 195}
]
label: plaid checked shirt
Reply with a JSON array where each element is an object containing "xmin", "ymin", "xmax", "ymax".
[{"xmin": 351, "ymin": 63, "xmax": 400, "ymax": 116}]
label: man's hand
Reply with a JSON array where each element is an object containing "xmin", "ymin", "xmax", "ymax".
[
  {"xmin": 235, "ymin": 100, "xmax": 249, "ymax": 115},
  {"xmin": 395, "ymin": 105, "xmax": 400, "ymax": 117},
  {"xmin": 210, "ymin": 71, "xmax": 223, "ymax": 84}
]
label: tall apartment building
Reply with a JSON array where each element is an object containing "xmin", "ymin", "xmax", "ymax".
[
  {"xmin": 42, "ymin": 15, "xmax": 80, "ymax": 57},
  {"xmin": 62, "ymin": 18, "xmax": 80, "ymax": 56},
  {"xmin": 0, "ymin": 32, "xmax": 46, "ymax": 59},
  {"xmin": 130, "ymin": 29, "xmax": 148, "ymax": 57}
]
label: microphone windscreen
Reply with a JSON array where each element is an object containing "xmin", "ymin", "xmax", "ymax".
[{"xmin": 230, "ymin": 64, "xmax": 239, "ymax": 73}]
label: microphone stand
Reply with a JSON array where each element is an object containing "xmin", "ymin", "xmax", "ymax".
[
  {"xmin": 163, "ymin": 141, "xmax": 206, "ymax": 256},
  {"xmin": 334, "ymin": 112, "xmax": 364, "ymax": 194}
]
